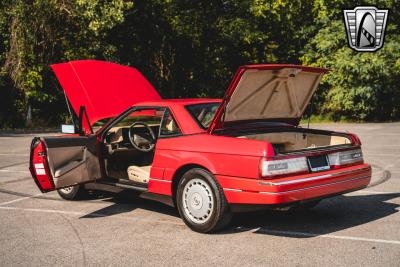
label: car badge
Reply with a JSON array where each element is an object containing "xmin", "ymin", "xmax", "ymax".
[{"xmin": 343, "ymin": 6, "xmax": 389, "ymax": 52}]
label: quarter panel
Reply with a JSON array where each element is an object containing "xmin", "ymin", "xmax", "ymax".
[
  {"xmin": 157, "ymin": 150, "xmax": 261, "ymax": 180},
  {"xmin": 153, "ymin": 133, "xmax": 269, "ymax": 179},
  {"xmin": 149, "ymin": 133, "xmax": 270, "ymax": 195}
]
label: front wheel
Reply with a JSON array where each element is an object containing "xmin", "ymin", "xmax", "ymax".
[
  {"xmin": 57, "ymin": 185, "xmax": 88, "ymax": 200},
  {"xmin": 176, "ymin": 168, "xmax": 232, "ymax": 233}
]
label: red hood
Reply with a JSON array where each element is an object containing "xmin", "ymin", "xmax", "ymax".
[
  {"xmin": 209, "ymin": 64, "xmax": 328, "ymax": 132},
  {"xmin": 51, "ymin": 60, "xmax": 161, "ymax": 125}
]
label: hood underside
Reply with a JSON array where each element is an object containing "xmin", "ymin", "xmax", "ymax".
[
  {"xmin": 209, "ymin": 64, "xmax": 328, "ymax": 132},
  {"xmin": 51, "ymin": 60, "xmax": 161, "ymax": 125}
]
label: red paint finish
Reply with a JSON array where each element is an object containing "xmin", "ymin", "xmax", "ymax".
[
  {"xmin": 31, "ymin": 62, "xmax": 372, "ymax": 208},
  {"xmin": 148, "ymin": 179, "xmax": 172, "ymax": 195},
  {"xmin": 145, "ymin": 99, "xmax": 371, "ymax": 204},
  {"xmin": 29, "ymin": 139, "xmax": 54, "ymax": 192},
  {"xmin": 222, "ymin": 176, "xmax": 369, "ymax": 204},
  {"xmin": 263, "ymin": 164, "xmax": 370, "ymax": 192},
  {"xmin": 51, "ymin": 60, "xmax": 161, "ymax": 125}
]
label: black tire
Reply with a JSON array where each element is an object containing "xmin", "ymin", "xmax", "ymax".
[
  {"xmin": 176, "ymin": 168, "xmax": 232, "ymax": 233},
  {"xmin": 290, "ymin": 199, "xmax": 321, "ymax": 212},
  {"xmin": 57, "ymin": 185, "xmax": 88, "ymax": 200}
]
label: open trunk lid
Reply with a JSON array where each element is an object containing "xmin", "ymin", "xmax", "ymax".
[
  {"xmin": 51, "ymin": 60, "xmax": 161, "ymax": 125},
  {"xmin": 209, "ymin": 64, "xmax": 328, "ymax": 132}
]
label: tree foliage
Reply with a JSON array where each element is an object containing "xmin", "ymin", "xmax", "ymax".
[
  {"xmin": 0, "ymin": 0, "xmax": 133, "ymax": 126},
  {"xmin": 0, "ymin": 0, "xmax": 399, "ymax": 127},
  {"xmin": 301, "ymin": 0, "xmax": 400, "ymax": 121}
]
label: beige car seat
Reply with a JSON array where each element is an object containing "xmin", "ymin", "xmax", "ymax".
[{"xmin": 127, "ymin": 165, "xmax": 151, "ymax": 183}]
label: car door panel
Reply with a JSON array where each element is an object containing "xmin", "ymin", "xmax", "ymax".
[{"xmin": 30, "ymin": 135, "xmax": 101, "ymax": 192}]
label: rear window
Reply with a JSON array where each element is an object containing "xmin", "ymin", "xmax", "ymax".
[{"xmin": 186, "ymin": 103, "xmax": 220, "ymax": 129}]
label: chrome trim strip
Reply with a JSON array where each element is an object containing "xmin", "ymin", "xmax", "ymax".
[
  {"xmin": 223, "ymin": 188, "xmax": 243, "ymax": 192},
  {"xmin": 259, "ymin": 175, "xmax": 370, "ymax": 195},
  {"xmin": 258, "ymin": 166, "xmax": 370, "ymax": 186},
  {"xmin": 148, "ymin": 178, "xmax": 172, "ymax": 183}
]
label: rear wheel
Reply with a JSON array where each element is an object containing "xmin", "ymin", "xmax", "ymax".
[
  {"xmin": 57, "ymin": 185, "xmax": 88, "ymax": 200},
  {"xmin": 176, "ymin": 168, "xmax": 232, "ymax": 233}
]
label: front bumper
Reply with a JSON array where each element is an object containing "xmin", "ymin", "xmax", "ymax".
[{"xmin": 217, "ymin": 164, "xmax": 371, "ymax": 205}]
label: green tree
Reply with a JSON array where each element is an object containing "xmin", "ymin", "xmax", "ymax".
[
  {"xmin": 107, "ymin": 0, "xmax": 316, "ymax": 98},
  {"xmin": 301, "ymin": 0, "xmax": 400, "ymax": 121},
  {"xmin": 0, "ymin": 0, "xmax": 133, "ymax": 127},
  {"xmin": 0, "ymin": 0, "xmax": 399, "ymax": 127}
]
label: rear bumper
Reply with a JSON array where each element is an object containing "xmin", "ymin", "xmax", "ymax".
[{"xmin": 217, "ymin": 164, "xmax": 371, "ymax": 205}]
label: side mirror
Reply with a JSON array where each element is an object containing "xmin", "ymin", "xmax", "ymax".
[
  {"xmin": 79, "ymin": 106, "xmax": 93, "ymax": 136},
  {"xmin": 61, "ymin": 124, "xmax": 76, "ymax": 134}
]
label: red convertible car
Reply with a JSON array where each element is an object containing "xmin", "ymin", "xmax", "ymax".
[{"xmin": 29, "ymin": 60, "xmax": 371, "ymax": 233}]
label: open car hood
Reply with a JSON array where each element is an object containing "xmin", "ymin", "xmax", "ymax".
[
  {"xmin": 208, "ymin": 64, "xmax": 328, "ymax": 132},
  {"xmin": 51, "ymin": 60, "xmax": 161, "ymax": 125}
]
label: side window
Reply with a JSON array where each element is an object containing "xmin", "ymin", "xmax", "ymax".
[
  {"xmin": 160, "ymin": 109, "xmax": 181, "ymax": 136},
  {"xmin": 114, "ymin": 109, "xmax": 163, "ymax": 128},
  {"xmin": 103, "ymin": 108, "xmax": 164, "ymax": 144}
]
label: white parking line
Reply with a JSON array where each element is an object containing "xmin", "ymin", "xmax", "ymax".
[
  {"xmin": 366, "ymin": 145, "xmax": 400, "ymax": 147},
  {"xmin": 365, "ymin": 153, "xmax": 400, "ymax": 157},
  {"xmin": 251, "ymin": 228, "xmax": 400, "ymax": 245},
  {"xmin": 354, "ymin": 190, "xmax": 399, "ymax": 195},
  {"xmin": 0, "ymin": 205, "xmax": 398, "ymax": 245},
  {"xmin": 0, "ymin": 193, "xmax": 43, "ymax": 206},
  {"xmin": 362, "ymin": 134, "xmax": 400, "ymax": 136},
  {"xmin": 0, "ymin": 169, "xmax": 30, "ymax": 173},
  {"xmin": 0, "ymin": 206, "xmax": 184, "ymax": 226},
  {"xmin": 0, "ymin": 206, "xmax": 99, "ymax": 216},
  {"xmin": 0, "ymin": 153, "xmax": 29, "ymax": 156}
]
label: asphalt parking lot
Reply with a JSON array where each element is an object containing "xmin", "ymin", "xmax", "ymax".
[{"xmin": 0, "ymin": 123, "xmax": 399, "ymax": 266}]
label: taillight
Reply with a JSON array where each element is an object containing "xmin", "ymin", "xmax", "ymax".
[
  {"xmin": 260, "ymin": 157, "xmax": 309, "ymax": 178},
  {"xmin": 30, "ymin": 138, "xmax": 54, "ymax": 191},
  {"xmin": 328, "ymin": 149, "xmax": 363, "ymax": 168},
  {"xmin": 348, "ymin": 133, "xmax": 362, "ymax": 146}
]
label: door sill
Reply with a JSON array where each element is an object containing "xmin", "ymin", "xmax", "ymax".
[{"xmin": 98, "ymin": 177, "xmax": 148, "ymax": 192}]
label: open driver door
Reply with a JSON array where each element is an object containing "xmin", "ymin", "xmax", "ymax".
[
  {"xmin": 29, "ymin": 107, "xmax": 101, "ymax": 192},
  {"xmin": 30, "ymin": 60, "xmax": 162, "ymax": 192}
]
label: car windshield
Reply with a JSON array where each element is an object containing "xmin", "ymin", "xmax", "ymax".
[{"xmin": 186, "ymin": 102, "xmax": 220, "ymax": 129}]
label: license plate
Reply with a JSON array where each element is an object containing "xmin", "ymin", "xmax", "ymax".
[{"xmin": 308, "ymin": 155, "xmax": 330, "ymax": 172}]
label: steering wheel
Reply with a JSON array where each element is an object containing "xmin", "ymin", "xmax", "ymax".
[{"xmin": 128, "ymin": 122, "xmax": 156, "ymax": 152}]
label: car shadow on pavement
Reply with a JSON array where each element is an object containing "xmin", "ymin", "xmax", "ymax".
[
  {"xmin": 79, "ymin": 190, "xmax": 399, "ymax": 237},
  {"xmin": 224, "ymin": 193, "xmax": 400, "ymax": 237},
  {"xmin": 80, "ymin": 190, "xmax": 178, "ymax": 219}
]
